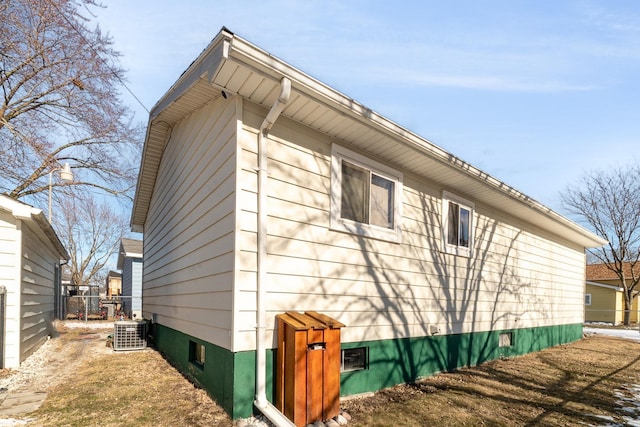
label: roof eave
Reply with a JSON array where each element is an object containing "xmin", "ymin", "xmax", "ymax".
[
  {"xmin": 131, "ymin": 28, "xmax": 607, "ymax": 250},
  {"xmin": 223, "ymin": 34, "xmax": 607, "ymax": 249},
  {"xmin": 131, "ymin": 29, "xmax": 234, "ymax": 231},
  {"xmin": 0, "ymin": 196, "xmax": 69, "ymax": 259}
]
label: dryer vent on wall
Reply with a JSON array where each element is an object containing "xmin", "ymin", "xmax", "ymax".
[{"xmin": 113, "ymin": 320, "xmax": 147, "ymax": 351}]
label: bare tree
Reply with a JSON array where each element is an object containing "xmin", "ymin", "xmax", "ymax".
[
  {"xmin": 0, "ymin": 0, "xmax": 142, "ymax": 207},
  {"xmin": 57, "ymin": 194, "xmax": 128, "ymax": 288},
  {"xmin": 561, "ymin": 164, "xmax": 640, "ymax": 325}
]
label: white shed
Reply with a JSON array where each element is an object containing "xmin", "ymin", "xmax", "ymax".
[
  {"xmin": 131, "ymin": 28, "xmax": 606, "ymax": 421},
  {"xmin": 0, "ymin": 195, "xmax": 69, "ymax": 368}
]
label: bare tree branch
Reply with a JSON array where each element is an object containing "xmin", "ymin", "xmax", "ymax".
[
  {"xmin": 0, "ymin": 0, "xmax": 143, "ymax": 207},
  {"xmin": 561, "ymin": 164, "xmax": 640, "ymax": 325},
  {"xmin": 57, "ymin": 195, "xmax": 128, "ymax": 288}
]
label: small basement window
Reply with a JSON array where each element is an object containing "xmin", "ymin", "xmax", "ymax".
[
  {"xmin": 585, "ymin": 294, "xmax": 592, "ymax": 305},
  {"xmin": 341, "ymin": 347, "xmax": 367, "ymax": 372},
  {"xmin": 499, "ymin": 332, "xmax": 513, "ymax": 348},
  {"xmin": 189, "ymin": 341, "xmax": 206, "ymax": 368}
]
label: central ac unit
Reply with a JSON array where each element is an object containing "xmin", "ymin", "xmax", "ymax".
[{"xmin": 113, "ymin": 320, "xmax": 147, "ymax": 351}]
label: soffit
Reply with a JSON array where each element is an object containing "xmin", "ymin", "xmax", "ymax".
[{"xmin": 132, "ymin": 29, "xmax": 605, "ymax": 249}]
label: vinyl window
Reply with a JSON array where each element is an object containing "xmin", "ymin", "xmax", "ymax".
[
  {"xmin": 499, "ymin": 332, "xmax": 513, "ymax": 348},
  {"xmin": 341, "ymin": 347, "xmax": 368, "ymax": 372},
  {"xmin": 442, "ymin": 191, "xmax": 474, "ymax": 257},
  {"xmin": 189, "ymin": 341, "xmax": 205, "ymax": 368},
  {"xmin": 331, "ymin": 144, "xmax": 402, "ymax": 242}
]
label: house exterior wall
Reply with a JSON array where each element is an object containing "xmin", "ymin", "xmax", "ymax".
[
  {"xmin": 122, "ymin": 257, "xmax": 143, "ymax": 318},
  {"xmin": 131, "ymin": 258, "xmax": 142, "ymax": 317},
  {"xmin": 146, "ymin": 97, "xmax": 589, "ymax": 418},
  {"xmin": 585, "ymin": 283, "xmax": 621, "ymax": 323},
  {"xmin": 107, "ymin": 275, "xmax": 122, "ymax": 297},
  {"xmin": 0, "ymin": 211, "xmax": 21, "ymax": 368},
  {"xmin": 234, "ymin": 100, "xmax": 586, "ymax": 352},
  {"xmin": 0, "ymin": 212, "xmax": 57, "ymax": 368},
  {"xmin": 122, "ymin": 261, "xmax": 130, "ymax": 304},
  {"xmin": 585, "ymin": 280, "xmax": 639, "ymax": 324},
  {"xmin": 142, "ymin": 95, "xmax": 239, "ymax": 351},
  {"xmin": 19, "ymin": 221, "xmax": 57, "ymax": 363}
]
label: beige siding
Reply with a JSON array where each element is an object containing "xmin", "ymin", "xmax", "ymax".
[
  {"xmin": 0, "ymin": 213, "xmax": 58, "ymax": 367},
  {"xmin": 143, "ymin": 95, "xmax": 238, "ymax": 350},
  {"xmin": 234, "ymin": 100, "xmax": 587, "ymax": 351},
  {"xmin": 0, "ymin": 212, "xmax": 20, "ymax": 367},
  {"xmin": 20, "ymin": 222, "xmax": 56, "ymax": 363},
  {"xmin": 0, "ymin": 212, "xmax": 17, "ymax": 283}
]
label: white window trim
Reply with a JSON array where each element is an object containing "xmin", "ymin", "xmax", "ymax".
[
  {"xmin": 585, "ymin": 293, "xmax": 592, "ymax": 306},
  {"xmin": 499, "ymin": 332, "xmax": 513, "ymax": 347},
  {"xmin": 331, "ymin": 144, "xmax": 403, "ymax": 243},
  {"xmin": 340, "ymin": 346, "xmax": 368, "ymax": 372},
  {"xmin": 442, "ymin": 190, "xmax": 474, "ymax": 257}
]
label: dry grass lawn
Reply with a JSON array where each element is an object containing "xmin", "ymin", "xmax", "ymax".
[
  {"xmin": 342, "ymin": 334, "xmax": 640, "ymax": 426},
  {"xmin": 7, "ymin": 325, "xmax": 640, "ymax": 426},
  {"xmin": 24, "ymin": 324, "xmax": 231, "ymax": 427}
]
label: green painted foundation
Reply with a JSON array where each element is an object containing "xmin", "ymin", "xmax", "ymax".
[
  {"xmin": 340, "ymin": 323, "xmax": 583, "ymax": 396},
  {"xmin": 152, "ymin": 323, "xmax": 582, "ymax": 419}
]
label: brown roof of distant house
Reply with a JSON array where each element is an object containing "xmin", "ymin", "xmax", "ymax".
[{"xmin": 586, "ymin": 263, "xmax": 640, "ymax": 281}]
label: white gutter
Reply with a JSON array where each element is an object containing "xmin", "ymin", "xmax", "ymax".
[
  {"xmin": 586, "ymin": 280, "xmax": 624, "ymax": 292},
  {"xmin": 255, "ymin": 77, "xmax": 294, "ymax": 427}
]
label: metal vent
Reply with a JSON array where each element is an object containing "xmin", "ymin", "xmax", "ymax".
[{"xmin": 113, "ymin": 320, "xmax": 147, "ymax": 351}]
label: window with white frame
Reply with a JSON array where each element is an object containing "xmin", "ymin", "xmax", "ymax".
[
  {"xmin": 499, "ymin": 332, "xmax": 513, "ymax": 347},
  {"xmin": 331, "ymin": 144, "xmax": 402, "ymax": 242},
  {"xmin": 585, "ymin": 294, "xmax": 592, "ymax": 305},
  {"xmin": 442, "ymin": 191, "xmax": 474, "ymax": 257},
  {"xmin": 341, "ymin": 347, "xmax": 368, "ymax": 372}
]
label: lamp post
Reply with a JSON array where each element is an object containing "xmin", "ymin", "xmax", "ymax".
[{"xmin": 48, "ymin": 163, "xmax": 74, "ymax": 223}]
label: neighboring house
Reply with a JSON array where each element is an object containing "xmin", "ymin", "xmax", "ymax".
[
  {"xmin": 105, "ymin": 270, "xmax": 122, "ymax": 297},
  {"xmin": 100, "ymin": 271, "xmax": 123, "ymax": 320},
  {"xmin": 117, "ymin": 238, "xmax": 143, "ymax": 319},
  {"xmin": 131, "ymin": 28, "xmax": 606, "ymax": 421},
  {"xmin": 55, "ymin": 265, "xmax": 73, "ymax": 319},
  {"xmin": 585, "ymin": 263, "xmax": 640, "ymax": 324},
  {"xmin": 0, "ymin": 194, "xmax": 69, "ymax": 368}
]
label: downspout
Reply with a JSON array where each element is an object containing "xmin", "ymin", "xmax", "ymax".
[{"xmin": 255, "ymin": 77, "xmax": 294, "ymax": 427}]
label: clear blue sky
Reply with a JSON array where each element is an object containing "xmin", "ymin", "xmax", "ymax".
[{"xmin": 94, "ymin": 1, "xmax": 640, "ymax": 214}]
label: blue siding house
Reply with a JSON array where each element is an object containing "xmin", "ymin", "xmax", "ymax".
[{"xmin": 117, "ymin": 238, "xmax": 143, "ymax": 319}]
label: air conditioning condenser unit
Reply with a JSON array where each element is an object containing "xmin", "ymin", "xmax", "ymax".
[{"xmin": 113, "ymin": 320, "xmax": 147, "ymax": 351}]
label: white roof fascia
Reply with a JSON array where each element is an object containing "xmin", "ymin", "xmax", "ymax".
[
  {"xmin": 223, "ymin": 33, "xmax": 607, "ymax": 249},
  {"xmin": 0, "ymin": 195, "xmax": 69, "ymax": 260},
  {"xmin": 132, "ymin": 28, "xmax": 607, "ymax": 250},
  {"xmin": 130, "ymin": 29, "xmax": 233, "ymax": 231},
  {"xmin": 149, "ymin": 30, "xmax": 233, "ymax": 121}
]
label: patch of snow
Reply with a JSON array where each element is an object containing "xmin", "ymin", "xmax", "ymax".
[
  {"xmin": 581, "ymin": 328, "xmax": 640, "ymax": 426},
  {"xmin": 60, "ymin": 320, "xmax": 114, "ymax": 330},
  {"xmin": 0, "ymin": 419, "xmax": 34, "ymax": 426},
  {"xmin": 583, "ymin": 328, "xmax": 640, "ymax": 342},
  {"xmin": 593, "ymin": 414, "xmax": 616, "ymax": 422}
]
